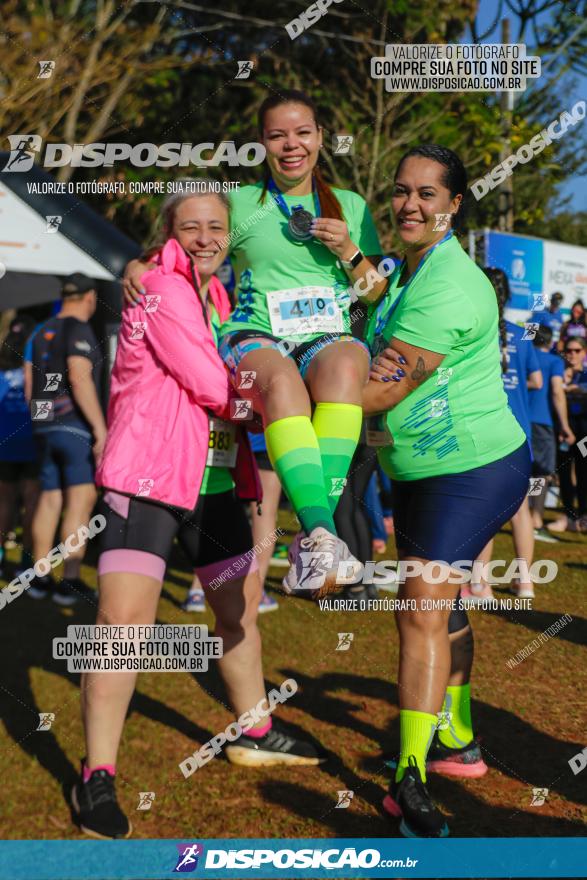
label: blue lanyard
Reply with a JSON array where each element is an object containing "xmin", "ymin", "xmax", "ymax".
[
  {"xmin": 374, "ymin": 232, "xmax": 453, "ymax": 338},
  {"xmin": 267, "ymin": 177, "xmax": 321, "ymax": 220}
]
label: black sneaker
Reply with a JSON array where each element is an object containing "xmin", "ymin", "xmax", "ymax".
[
  {"xmin": 71, "ymin": 766, "xmax": 131, "ymax": 839},
  {"xmin": 225, "ymin": 722, "xmax": 328, "ymax": 767},
  {"xmin": 385, "ymin": 735, "xmax": 488, "ymax": 779},
  {"xmin": 342, "ymin": 583, "xmax": 379, "ymax": 605},
  {"xmin": 383, "ymin": 756, "xmax": 449, "ymax": 837},
  {"xmin": 53, "ymin": 578, "xmax": 96, "ymax": 607},
  {"xmin": 427, "ymin": 734, "xmax": 488, "ymax": 778},
  {"xmin": 27, "ymin": 574, "xmax": 54, "ymax": 600}
]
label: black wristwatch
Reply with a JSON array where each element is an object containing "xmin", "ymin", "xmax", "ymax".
[{"xmin": 341, "ymin": 249, "xmax": 363, "ymax": 269}]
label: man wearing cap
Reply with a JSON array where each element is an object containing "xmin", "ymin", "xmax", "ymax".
[
  {"xmin": 23, "ymin": 273, "xmax": 106, "ymax": 605},
  {"xmin": 531, "ymin": 292, "xmax": 565, "ymax": 347}
]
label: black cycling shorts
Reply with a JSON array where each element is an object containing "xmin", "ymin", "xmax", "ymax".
[{"xmin": 98, "ymin": 489, "xmax": 254, "ymax": 585}]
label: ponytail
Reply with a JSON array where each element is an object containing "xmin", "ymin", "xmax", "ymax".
[
  {"xmin": 313, "ymin": 166, "xmax": 343, "ymax": 220},
  {"xmin": 484, "ymin": 267, "xmax": 511, "ymax": 374},
  {"xmin": 498, "ymin": 315, "xmax": 508, "ymax": 374}
]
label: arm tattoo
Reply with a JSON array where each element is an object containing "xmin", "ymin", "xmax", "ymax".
[{"xmin": 410, "ymin": 356, "xmax": 435, "ymax": 382}]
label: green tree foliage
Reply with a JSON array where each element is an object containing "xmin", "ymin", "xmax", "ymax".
[{"xmin": 2, "ymin": 0, "xmax": 585, "ymax": 246}]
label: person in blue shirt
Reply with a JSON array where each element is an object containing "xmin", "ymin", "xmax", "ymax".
[
  {"xmin": 24, "ymin": 274, "xmax": 106, "ymax": 606},
  {"xmin": 502, "ymin": 321, "xmax": 542, "ymax": 442},
  {"xmin": 531, "ymin": 291, "xmax": 564, "ymax": 347},
  {"xmin": 528, "ymin": 324, "xmax": 575, "ymax": 542},
  {"xmin": 548, "ymin": 337, "xmax": 587, "ymax": 534},
  {"xmin": 0, "ymin": 315, "xmax": 40, "ymax": 577},
  {"xmin": 470, "ymin": 269, "xmax": 543, "ymax": 601}
]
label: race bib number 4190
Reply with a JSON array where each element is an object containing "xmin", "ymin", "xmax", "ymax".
[{"xmin": 267, "ymin": 287, "xmax": 343, "ymax": 336}]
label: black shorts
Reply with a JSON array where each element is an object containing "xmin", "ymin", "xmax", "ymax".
[
  {"xmin": 34, "ymin": 426, "xmax": 94, "ymax": 490},
  {"xmin": 531, "ymin": 423, "xmax": 556, "ymax": 477},
  {"xmin": 392, "ymin": 442, "xmax": 531, "ymax": 563},
  {"xmin": 98, "ymin": 490, "xmax": 255, "ymax": 586},
  {"xmin": 0, "ymin": 460, "xmax": 38, "ymax": 481},
  {"xmin": 254, "ymin": 450, "xmax": 273, "ymax": 472}
]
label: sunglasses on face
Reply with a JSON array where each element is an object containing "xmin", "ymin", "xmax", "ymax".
[{"xmin": 566, "ymin": 348, "xmax": 583, "ymax": 353}]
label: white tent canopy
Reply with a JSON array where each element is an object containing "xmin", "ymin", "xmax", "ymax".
[{"xmin": 0, "ymin": 184, "xmax": 113, "ymax": 279}]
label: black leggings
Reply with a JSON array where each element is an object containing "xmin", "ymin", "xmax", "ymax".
[
  {"xmin": 557, "ymin": 423, "xmax": 587, "ymax": 518},
  {"xmin": 334, "ymin": 443, "xmax": 379, "ymax": 563}
]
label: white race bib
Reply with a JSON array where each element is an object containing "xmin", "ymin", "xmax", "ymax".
[
  {"xmin": 206, "ymin": 419, "xmax": 238, "ymax": 468},
  {"xmin": 267, "ymin": 287, "xmax": 343, "ymax": 337},
  {"xmin": 365, "ymin": 416, "xmax": 394, "ymax": 448}
]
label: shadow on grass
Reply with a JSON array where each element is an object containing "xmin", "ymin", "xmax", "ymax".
[
  {"xmin": 259, "ymin": 774, "xmax": 586, "ymax": 839},
  {"xmin": 0, "ymin": 585, "xmax": 221, "ymax": 798},
  {"xmin": 2, "ymin": 546, "xmax": 584, "ymax": 841},
  {"xmin": 490, "ymin": 599, "xmax": 587, "ymax": 649},
  {"xmin": 275, "ymin": 667, "xmax": 587, "ymax": 811}
]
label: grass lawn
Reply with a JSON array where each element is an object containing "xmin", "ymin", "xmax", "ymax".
[{"xmin": 1, "ymin": 513, "xmax": 585, "ymax": 844}]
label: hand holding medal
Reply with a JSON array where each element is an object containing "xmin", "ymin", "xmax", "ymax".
[
  {"xmin": 309, "ymin": 217, "xmax": 353, "ymax": 258},
  {"xmin": 268, "ymin": 177, "xmax": 351, "ymax": 257},
  {"xmin": 267, "ymin": 177, "xmax": 323, "ymax": 245},
  {"xmin": 288, "ymin": 206, "xmax": 315, "ymax": 241}
]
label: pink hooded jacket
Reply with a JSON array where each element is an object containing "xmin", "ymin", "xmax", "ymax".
[{"xmin": 96, "ymin": 238, "xmax": 261, "ymax": 511}]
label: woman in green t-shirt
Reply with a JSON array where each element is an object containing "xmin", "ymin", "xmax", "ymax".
[
  {"xmin": 362, "ymin": 145, "xmax": 531, "ymax": 838},
  {"xmin": 217, "ymin": 90, "xmax": 391, "ymax": 599}
]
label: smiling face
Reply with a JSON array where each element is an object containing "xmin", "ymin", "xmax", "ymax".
[
  {"xmin": 262, "ymin": 102, "xmax": 322, "ymax": 189},
  {"xmin": 392, "ymin": 157, "xmax": 463, "ymax": 252},
  {"xmin": 170, "ymin": 195, "xmax": 229, "ymax": 281}
]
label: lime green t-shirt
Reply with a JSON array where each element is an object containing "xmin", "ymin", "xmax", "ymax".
[
  {"xmin": 220, "ymin": 182, "xmax": 381, "ymax": 344},
  {"xmin": 199, "ymin": 305, "xmax": 235, "ymax": 496},
  {"xmin": 365, "ymin": 236, "xmax": 525, "ymax": 481}
]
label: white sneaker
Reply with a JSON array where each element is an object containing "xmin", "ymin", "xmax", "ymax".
[
  {"xmin": 509, "ymin": 582, "xmax": 535, "ymax": 600},
  {"xmin": 287, "ymin": 531, "xmax": 304, "ymax": 564},
  {"xmin": 336, "ymin": 538, "xmax": 364, "ymax": 586},
  {"xmin": 282, "ymin": 527, "xmax": 362, "ymax": 599},
  {"xmin": 461, "ymin": 582, "xmax": 495, "ymax": 605}
]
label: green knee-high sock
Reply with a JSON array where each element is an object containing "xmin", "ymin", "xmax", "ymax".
[
  {"xmin": 265, "ymin": 416, "xmax": 336, "ymax": 535},
  {"xmin": 396, "ymin": 709, "xmax": 438, "ymax": 783},
  {"xmin": 438, "ymin": 683, "xmax": 474, "ymax": 748},
  {"xmin": 312, "ymin": 402, "xmax": 363, "ymax": 513}
]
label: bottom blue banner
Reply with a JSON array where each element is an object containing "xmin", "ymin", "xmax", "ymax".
[{"xmin": 0, "ymin": 838, "xmax": 586, "ymax": 879}]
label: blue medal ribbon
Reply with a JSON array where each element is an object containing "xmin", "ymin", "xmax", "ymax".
[
  {"xmin": 267, "ymin": 177, "xmax": 321, "ymax": 223},
  {"xmin": 374, "ymin": 231, "xmax": 454, "ymax": 339}
]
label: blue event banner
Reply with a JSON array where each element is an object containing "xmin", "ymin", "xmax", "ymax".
[
  {"xmin": 485, "ymin": 230, "xmax": 544, "ymax": 312},
  {"xmin": 0, "ymin": 838, "xmax": 586, "ymax": 879}
]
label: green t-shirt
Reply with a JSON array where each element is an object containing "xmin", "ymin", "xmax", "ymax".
[
  {"xmin": 220, "ymin": 182, "xmax": 381, "ymax": 344},
  {"xmin": 200, "ymin": 306, "xmax": 235, "ymax": 496},
  {"xmin": 365, "ymin": 236, "xmax": 525, "ymax": 480}
]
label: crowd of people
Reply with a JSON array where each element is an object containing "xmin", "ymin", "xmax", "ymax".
[{"xmin": 1, "ymin": 89, "xmax": 586, "ymax": 842}]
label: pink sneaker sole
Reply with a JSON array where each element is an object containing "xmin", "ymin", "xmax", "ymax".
[
  {"xmin": 382, "ymin": 793, "xmax": 402, "ymax": 817},
  {"xmin": 427, "ymin": 758, "xmax": 488, "ymax": 778}
]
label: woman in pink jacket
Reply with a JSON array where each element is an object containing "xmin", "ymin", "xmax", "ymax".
[{"xmin": 72, "ymin": 184, "xmax": 324, "ymax": 840}]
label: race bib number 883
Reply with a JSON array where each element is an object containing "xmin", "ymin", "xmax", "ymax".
[{"xmin": 206, "ymin": 419, "xmax": 238, "ymax": 468}]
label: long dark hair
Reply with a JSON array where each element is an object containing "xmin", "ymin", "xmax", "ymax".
[
  {"xmin": 257, "ymin": 90, "xmax": 343, "ymax": 220},
  {"xmin": 534, "ymin": 324, "xmax": 553, "ymax": 348},
  {"xmin": 395, "ymin": 144, "xmax": 468, "ymax": 232},
  {"xmin": 570, "ymin": 299, "xmax": 586, "ymax": 325},
  {"xmin": 484, "ymin": 267, "xmax": 510, "ymax": 374},
  {"xmin": 0, "ymin": 315, "xmax": 36, "ymax": 371}
]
